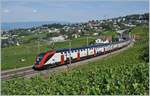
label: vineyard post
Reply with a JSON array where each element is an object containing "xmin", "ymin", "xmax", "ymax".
[
  {"xmin": 37, "ymin": 32, "xmax": 40, "ymax": 54},
  {"xmin": 69, "ymin": 40, "xmax": 72, "ymax": 65}
]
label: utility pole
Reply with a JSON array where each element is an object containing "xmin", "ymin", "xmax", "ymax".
[
  {"xmin": 110, "ymin": 41, "xmax": 112, "ymax": 54},
  {"xmin": 69, "ymin": 40, "xmax": 72, "ymax": 65},
  {"xmin": 86, "ymin": 36, "xmax": 88, "ymax": 46},
  {"xmin": 67, "ymin": 40, "xmax": 71, "ymax": 69},
  {"xmin": 37, "ymin": 38, "xmax": 40, "ymax": 53},
  {"xmin": 51, "ymin": 40, "xmax": 55, "ymax": 50},
  {"xmin": 37, "ymin": 32, "xmax": 40, "ymax": 54}
]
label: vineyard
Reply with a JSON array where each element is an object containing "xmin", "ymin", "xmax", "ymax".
[{"xmin": 1, "ymin": 25, "xmax": 149, "ymax": 95}]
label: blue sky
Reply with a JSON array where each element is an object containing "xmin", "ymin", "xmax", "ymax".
[{"xmin": 1, "ymin": 0, "xmax": 149, "ymax": 23}]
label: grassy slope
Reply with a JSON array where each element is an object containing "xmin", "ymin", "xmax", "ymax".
[
  {"xmin": 2, "ymin": 36, "xmax": 96, "ymax": 70},
  {"xmin": 101, "ymin": 30, "xmax": 117, "ymax": 37},
  {"xmin": 2, "ymin": 25, "xmax": 149, "ymax": 95}
]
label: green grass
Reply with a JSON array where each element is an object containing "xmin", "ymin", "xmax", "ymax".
[
  {"xmin": 1, "ymin": 36, "xmax": 96, "ymax": 70},
  {"xmin": 101, "ymin": 30, "xmax": 117, "ymax": 37},
  {"xmin": 19, "ymin": 32, "xmax": 48, "ymax": 43},
  {"xmin": 1, "ymin": 25, "xmax": 149, "ymax": 95}
]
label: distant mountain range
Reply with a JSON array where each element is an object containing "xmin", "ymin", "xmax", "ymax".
[{"xmin": 1, "ymin": 21, "xmax": 71, "ymax": 31}]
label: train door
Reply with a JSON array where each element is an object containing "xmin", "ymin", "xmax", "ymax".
[
  {"xmin": 103, "ymin": 47, "xmax": 105, "ymax": 54},
  {"xmin": 77, "ymin": 51, "xmax": 80, "ymax": 60},
  {"xmin": 61, "ymin": 53, "xmax": 64, "ymax": 64},
  {"xmin": 94, "ymin": 48, "xmax": 96, "ymax": 56}
]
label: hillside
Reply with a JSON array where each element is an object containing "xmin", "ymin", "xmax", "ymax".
[
  {"xmin": 2, "ymin": 25, "xmax": 149, "ymax": 95},
  {"xmin": 1, "ymin": 13, "xmax": 149, "ymax": 70},
  {"xmin": 1, "ymin": 36, "xmax": 96, "ymax": 70}
]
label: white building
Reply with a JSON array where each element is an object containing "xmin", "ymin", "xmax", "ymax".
[
  {"xmin": 78, "ymin": 29, "xmax": 81, "ymax": 33},
  {"xmin": 48, "ymin": 28, "xmax": 60, "ymax": 33},
  {"xmin": 123, "ymin": 23, "xmax": 136, "ymax": 27},
  {"xmin": 1, "ymin": 37, "xmax": 8, "ymax": 40},
  {"xmin": 93, "ymin": 33, "xmax": 99, "ymax": 36},
  {"xmin": 50, "ymin": 36, "xmax": 65, "ymax": 42},
  {"xmin": 16, "ymin": 41, "xmax": 20, "ymax": 46},
  {"xmin": 95, "ymin": 39, "xmax": 109, "ymax": 44},
  {"xmin": 122, "ymin": 18, "xmax": 126, "ymax": 21},
  {"xmin": 72, "ymin": 34, "xmax": 80, "ymax": 38}
]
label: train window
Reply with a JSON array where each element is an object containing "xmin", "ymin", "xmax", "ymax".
[
  {"xmin": 45, "ymin": 54, "xmax": 54, "ymax": 63},
  {"xmin": 35, "ymin": 53, "xmax": 45, "ymax": 64}
]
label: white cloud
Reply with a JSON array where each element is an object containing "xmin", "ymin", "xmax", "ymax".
[
  {"xmin": 3, "ymin": 9, "xmax": 9, "ymax": 13},
  {"xmin": 33, "ymin": 9, "xmax": 37, "ymax": 13}
]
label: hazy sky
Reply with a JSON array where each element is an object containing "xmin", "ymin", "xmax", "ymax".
[{"xmin": 1, "ymin": 0, "xmax": 149, "ymax": 23}]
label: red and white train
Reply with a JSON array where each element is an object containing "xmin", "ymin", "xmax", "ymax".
[{"xmin": 33, "ymin": 40, "xmax": 131, "ymax": 69}]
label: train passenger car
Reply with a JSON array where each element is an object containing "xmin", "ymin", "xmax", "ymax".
[{"xmin": 33, "ymin": 40, "xmax": 131, "ymax": 69}]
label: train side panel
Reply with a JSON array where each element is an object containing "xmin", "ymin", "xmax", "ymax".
[
  {"xmin": 41, "ymin": 40, "xmax": 131, "ymax": 68},
  {"xmin": 45, "ymin": 52, "xmax": 61, "ymax": 65}
]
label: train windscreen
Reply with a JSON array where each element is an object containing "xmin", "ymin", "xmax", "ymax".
[{"xmin": 35, "ymin": 53, "xmax": 45, "ymax": 64}]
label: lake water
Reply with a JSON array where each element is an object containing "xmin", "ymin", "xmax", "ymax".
[{"xmin": 1, "ymin": 21, "xmax": 70, "ymax": 31}]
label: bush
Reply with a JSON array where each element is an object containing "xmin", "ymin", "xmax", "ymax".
[{"xmin": 140, "ymin": 46, "xmax": 149, "ymax": 62}]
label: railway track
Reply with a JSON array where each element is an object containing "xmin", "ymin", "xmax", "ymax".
[
  {"xmin": 1, "ymin": 66, "xmax": 38, "ymax": 80},
  {"xmin": 1, "ymin": 43, "xmax": 133, "ymax": 80}
]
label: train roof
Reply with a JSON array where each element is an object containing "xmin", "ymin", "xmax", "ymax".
[
  {"xmin": 56, "ymin": 40, "xmax": 128, "ymax": 52},
  {"xmin": 56, "ymin": 43, "xmax": 109, "ymax": 52},
  {"xmin": 37, "ymin": 40, "xmax": 129, "ymax": 55}
]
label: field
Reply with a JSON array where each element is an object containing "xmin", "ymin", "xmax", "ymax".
[
  {"xmin": 2, "ymin": 25, "xmax": 149, "ymax": 95},
  {"xmin": 1, "ymin": 36, "xmax": 96, "ymax": 70},
  {"xmin": 101, "ymin": 30, "xmax": 117, "ymax": 37},
  {"xmin": 1, "ymin": 29, "xmax": 117, "ymax": 70}
]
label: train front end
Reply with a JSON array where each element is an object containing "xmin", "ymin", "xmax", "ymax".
[{"xmin": 33, "ymin": 51, "xmax": 55, "ymax": 69}]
